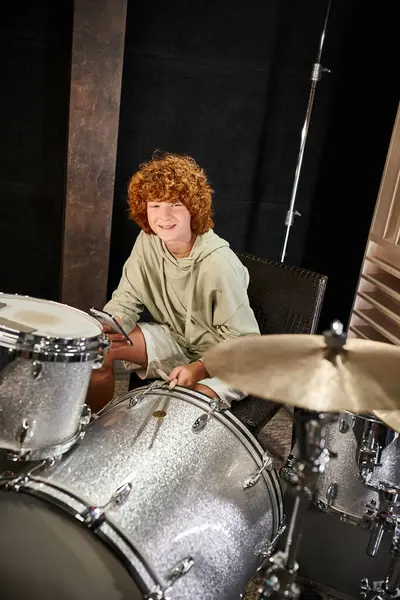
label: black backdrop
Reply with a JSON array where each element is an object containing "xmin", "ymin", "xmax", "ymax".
[
  {"xmin": 110, "ymin": 0, "xmax": 335, "ymax": 277},
  {"xmin": 0, "ymin": 2, "xmax": 72, "ymax": 302},
  {"xmin": 108, "ymin": 0, "xmax": 398, "ymax": 330},
  {"xmin": 0, "ymin": 0, "xmax": 398, "ymax": 331}
]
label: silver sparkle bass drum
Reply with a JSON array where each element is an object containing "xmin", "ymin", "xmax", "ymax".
[{"xmin": 0, "ymin": 385, "xmax": 283, "ymax": 600}]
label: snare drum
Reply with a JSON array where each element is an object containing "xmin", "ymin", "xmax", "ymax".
[
  {"xmin": 0, "ymin": 385, "xmax": 283, "ymax": 600},
  {"xmin": 0, "ymin": 293, "xmax": 105, "ymax": 460}
]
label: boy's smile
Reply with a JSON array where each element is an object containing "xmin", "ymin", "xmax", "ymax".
[
  {"xmin": 158, "ymin": 223, "xmax": 176, "ymax": 229},
  {"xmin": 147, "ymin": 202, "xmax": 192, "ymax": 243}
]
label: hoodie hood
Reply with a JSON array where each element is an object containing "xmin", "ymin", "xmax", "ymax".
[{"xmin": 160, "ymin": 229, "xmax": 229, "ymax": 268}]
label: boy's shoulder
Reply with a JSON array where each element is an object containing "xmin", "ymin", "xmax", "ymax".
[
  {"xmin": 205, "ymin": 243, "xmax": 244, "ymax": 268},
  {"xmin": 200, "ymin": 244, "xmax": 247, "ymax": 284}
]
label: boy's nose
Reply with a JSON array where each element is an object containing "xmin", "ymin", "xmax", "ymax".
[{"xmin": 160, "ymin": 204, "xmax": 172, "ymax": 217}]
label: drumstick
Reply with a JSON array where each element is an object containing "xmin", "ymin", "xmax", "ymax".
[{"xmin": 156, "ymin": 369, "xmax": 178, "ymax": 389}]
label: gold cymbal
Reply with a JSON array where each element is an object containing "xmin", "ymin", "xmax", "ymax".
[
  {"xmin": 373, "ymin": 410, "xmax": 400, "ymax": 433},
  {"xmin": 203, "ymin": 334, "xmax": 400, "ymax": 413}
]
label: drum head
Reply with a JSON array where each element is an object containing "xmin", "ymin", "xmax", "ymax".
[
  {"xmin": 0, "ymin": 491, "xmax": 144, "ymax": 600},
  {"xmin": 0, "ymin": 294, "xmax": 101, "ymax": 339}
]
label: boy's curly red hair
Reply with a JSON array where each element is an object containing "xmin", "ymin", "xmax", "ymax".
[{"xmin": 127, "ymin": 152, "xmax": 214, "ymax": 235}]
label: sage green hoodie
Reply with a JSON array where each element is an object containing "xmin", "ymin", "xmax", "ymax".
[{"xmin": 104, "ymin": 230, "xmax": 260, "ymax": 360}]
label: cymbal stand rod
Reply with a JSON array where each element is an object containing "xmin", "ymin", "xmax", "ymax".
[
  {"xmin": 285, "ymin": 494, "xmax": 311, "ymax": 571},
  {"xmin": 280, "ymin": 0, "xmax": 332, "ymax": 262}
]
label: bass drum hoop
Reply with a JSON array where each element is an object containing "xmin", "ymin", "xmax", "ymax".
[
  {"xmin": 0, "ymin": 488, "xmax": 146, "ymax": 599},
  {"xmin": 14, "ymin": 480, "xmax": 160, "ymax": 595}
]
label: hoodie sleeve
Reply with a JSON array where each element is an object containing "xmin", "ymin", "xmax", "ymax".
[
  {"xmin": 210, "ymin": 252, "xmax": 260, "ymax": 340},
  {"xmin": 103, "ymin": 236, "xmax": 145, "ymax": 333}
]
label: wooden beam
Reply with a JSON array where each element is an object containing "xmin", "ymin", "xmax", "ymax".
[{"xmin": 61, "ymin": 0, "xmax": 127, "ymax": 311}]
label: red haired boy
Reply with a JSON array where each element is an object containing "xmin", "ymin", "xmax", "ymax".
[{"xmin": 88, "ymin": 153, "xmax": 259, "ymax": 410}]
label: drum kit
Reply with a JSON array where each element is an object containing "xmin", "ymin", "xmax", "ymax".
[{"xmin": 0, "ymin": 292, "xmax": 400, "ymax": 600}]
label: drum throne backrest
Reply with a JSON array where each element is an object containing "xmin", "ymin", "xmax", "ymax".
[{"xmin": 230, "ymin": 253, "xmax": 327, "ymax": 433}]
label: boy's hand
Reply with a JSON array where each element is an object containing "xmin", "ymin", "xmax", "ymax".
[{"xmin": 168, "ymin": 361, "xmax": 208, "ymax": 389}]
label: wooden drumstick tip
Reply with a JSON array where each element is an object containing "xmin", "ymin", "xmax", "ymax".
[
  {"xmin": 168, "ymin": 378, "xmax": 178, "ymax": 390},
  {"xmin": 156, "ymin": 368, "xmax": 169, "ymax": 381}
]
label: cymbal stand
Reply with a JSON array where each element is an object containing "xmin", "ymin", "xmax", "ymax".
[
  {"xmin": 361, "ymin": 485, "xmax": 400, "ymax": 600},
  {"xmin": 280, "ymin": 0, "xmax": 332, "ymax": 262},
  {"xmin": 257, "ymin": 411, "xmax": 336, "ymax": 599}
]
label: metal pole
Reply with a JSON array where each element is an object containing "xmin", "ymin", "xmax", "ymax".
[{"xmin": 280, "ymin": 0, "xmax": 332, "ymax": 263}]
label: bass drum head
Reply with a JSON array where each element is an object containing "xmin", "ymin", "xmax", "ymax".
[{"xmin": 0, "ymin": 491, "xmax": 144, "ymax": 600}]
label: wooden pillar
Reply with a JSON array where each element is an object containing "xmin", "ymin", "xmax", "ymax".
[{"xmin": 61, "ymin": 0, "xmax": 127, "ymax": 311}]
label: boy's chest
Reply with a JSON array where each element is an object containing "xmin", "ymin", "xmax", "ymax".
[{"xmin": 146, "ymin": 263, "xmax": 214, "ymax": 317}]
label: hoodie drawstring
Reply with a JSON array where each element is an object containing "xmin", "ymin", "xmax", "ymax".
[
  {"xmin": 184, "ymin": 264, "xmax": 195, "ymax": 348},
  {"xmin": 160, "ymin": 257, "xmax": 182, "ymax": 335},
  {"xmin": 160, "ymin": 256, "xmax": 196, "ymax": 349}
]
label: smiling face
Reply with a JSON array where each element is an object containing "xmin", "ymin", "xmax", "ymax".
[{"xmin": 147, "ymin": 201, "xmax": 193, "ymax": 245}]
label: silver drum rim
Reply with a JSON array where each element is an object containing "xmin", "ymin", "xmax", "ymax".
[{"xmin": 7, "ymin": 480, "xmax": 159, "ymax": 594}]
